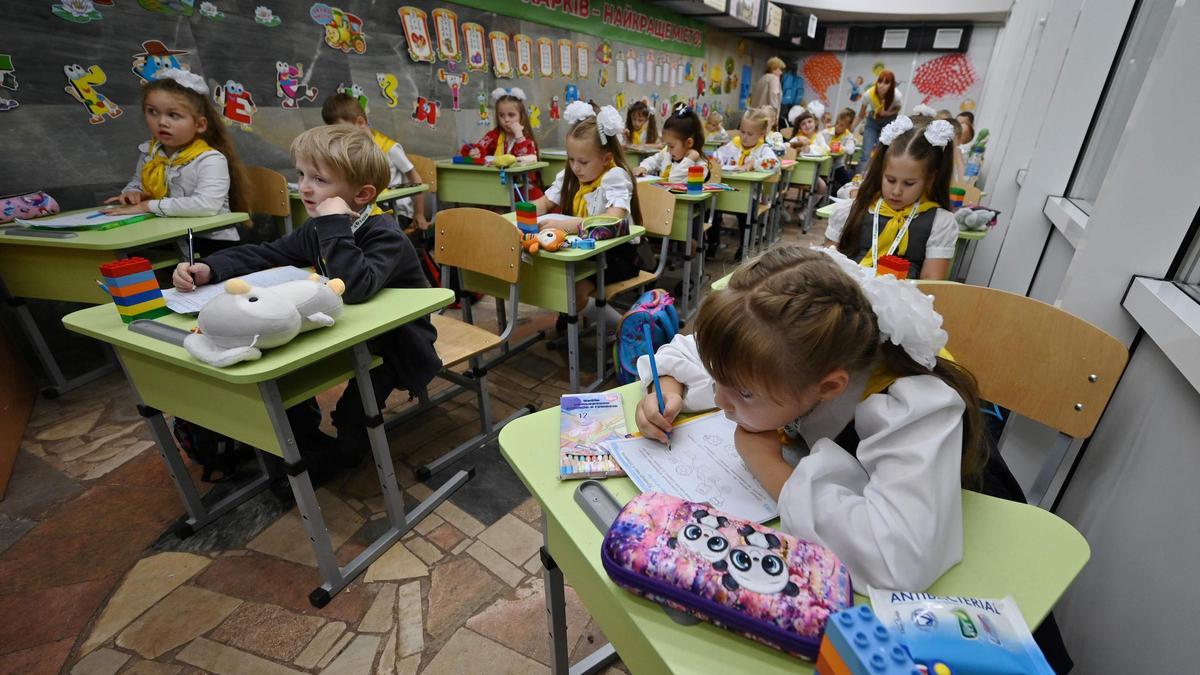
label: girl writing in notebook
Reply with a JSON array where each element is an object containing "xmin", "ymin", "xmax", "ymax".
[
  {"xmin": 104, "ymin": 69, "xmax": 248, "ymax": 244},
  {"xmin": 635, "ymin": 103, "xmax": 708, "ymax": 182}
]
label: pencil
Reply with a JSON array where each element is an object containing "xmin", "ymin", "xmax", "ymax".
[
  {"xmin": 643, "ymin": 324, "xmax": 671, "ymax": 451},
  {"xmin": 186, "ymin": 228, "xmax": 195, "ymax": 290}
]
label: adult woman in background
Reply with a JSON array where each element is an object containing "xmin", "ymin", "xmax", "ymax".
[{"xmin": 855, "ymin": 70, "xmax": 902, "ymax": 173}]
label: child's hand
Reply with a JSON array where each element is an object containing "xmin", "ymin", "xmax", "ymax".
[
  {"xmin": 468, "ymin": 147, "xmax": 481, "ymax": 159},
  {"xmin": 414, "ymin": 213, "xmax": 430, "ymax": 231},
  {"xmin": 541, "ymin": 216, "xmax": 581, "ymax": 233},
  {"xmin": 505, "ymin": 120, "xmax": 525, "ymax": 138},
  {"xmin": 636, "ymin": 387, "xmax": 683, "ymax": 444},
  {"xmin": 172, "ymin": 262, "xmax": 212, "ymax": 291},
  {"xmin": 103, "ymin": 202, "xmax": 151, "ymax": 216},
  {"xmin": 733, "ymin": 425, "xmax": 788, "ymax": 498},
  {"xmin": 105, "ymin": 191, "xmax": 151, "ymax": 207},
  {"xmin": 315, "ymin": 196, "xmax": 357, "ymax": 217},
  {"xmin": 634, "ymin": 167, "xmax": 647, "ymax": 177}
]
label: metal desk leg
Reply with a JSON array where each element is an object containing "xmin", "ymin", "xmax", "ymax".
[
  {"xmin": 541, "ymin": 545, "xmax": 620, "ymax": 675},
  {"xmin": 586, "ymin": 252, "xmax": 608, "ymax": 393},
  {"xmin": 565, "ymin": 262, "xmax": 580, "ymax": 392},
  {"xmin": 681, "ymin": 203, "xmax": 694, "ymax": 318},
  {"xmin": 2, "ymin": 282, "xmax": 117, "ymax": 397}
]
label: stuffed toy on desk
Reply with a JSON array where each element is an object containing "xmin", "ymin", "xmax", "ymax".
[{"xmin": 183, "ymin": 275, "xmax": 345, "ymax": 367}]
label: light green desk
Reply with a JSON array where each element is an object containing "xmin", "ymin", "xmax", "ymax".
[
  {"xmin": 623, "ymin": 144, "xmax": 663, "ymax": 159},
  {"xmin": 0, "ymin": 209, "xmax": 248, "ymax": 396},
  {"xmin": 436, "ymin": 160, "xmax": 548, "ymax": 211},
  {"xmin": 63, "ymin": 288, "xmax": 467, "ymax": 606},
  {"xmin": 541, "ymin": 149, "xmax": 567, "ymax": 187},
  {"xmin": 288, "ymin": 184, "xmax": 429, "ymax": 232},
  {"xmin": 815, "ymin": 202, "xmax": 837, "ymax": 220},
  {"xmin": 500, "ymin": 383, "xmax": 1091, "ymax": 674},
  {"xmin": 715, "ymin": 170, "xmax": 776, "ymax": 257},
  {"xmin": 951, "ymin": 229, "xmax": 988, "ymax": 282}
]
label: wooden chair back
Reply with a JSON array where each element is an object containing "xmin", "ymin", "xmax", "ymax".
[
  {"xmin": 244, "ymin": 166, "xmax": 290, "ymax": 217},
  {"xmin": 708, "ymin": 157, "xmax": 723, "ymax": 184},
  {"xmin": 916, "ymin": 282, "xmax": 1128, "ymax": 438},
  {"xmin": 636, "ymin": 182, "xmax": 675, "ymax": 237},
  {"xmin": 784, "ymin": 147, "xmax": 798, "ymax": 161},
  {"xmin": 409, "ymin": 154, "xmax": 436, "ymax": 191},
  {"xmin": 434, "ymin": 208, "xmax": 521, "ymax": 284}
]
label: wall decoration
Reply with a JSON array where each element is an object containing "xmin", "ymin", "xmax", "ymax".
[
  {"xmin": 412, "ymin": 97, "xmax": 440, "ymax": 127},
  {"xmin": 660, "ymin": 101, "xmax": 668, "ymax": 118},
  {"xmin": 700, "ymin": 102, "xmax": 708, "ymax": 119},
  {"xmin": 626, "ymin": 50, "xmax": 637, "ymax": 84},
  {"xmin": 596, "ymin": 41, "xmax": 612, "ymax": 66},
  {"xmin": 476, "ymin": 92, "xmax": 489, "ymax": 125},
  {"xmin": 514, "ymin": 34, "xmax": 533, "ymax": 78},
  {"xmin": 198, "ymin": 2, "xmax": 224, "ymax": 20},
  {"xmin": 724, "ymin": 57, "xmax": 735, "ymax": 94},
  {"xmin": 537, "ymin": 38, "xmax": 554, "ymax": 78},
  {"xmin": 214, "ymin": 80, "xmax": 256, "ymax": 130},
  {"xmin": 548, "ymin": 95, "xmax": 560, "ymax": 120},
  {"xmin": 432, "ymin": 8, "xmax": 460, "ymax": 62},
  {"xmin": 338, "ymin": 83, "xmax": 368, "ymax": 114},
  {"xmin": 53, "ymin": 0, "xmax": 103, "ymax": 23},
  {"xmin": 489, "ymin": 31, "xmax": 513, "ymax": 78},
  {"xmin": 376, "ymin": 72, "xmax": 398, "ymax": 108},
  {"xmin": 644, "ymin": 51, "xmax": 654, "ymax": 86},
  {"xmin": 801, "ymin": 53, "xmax": 842, "ymax": 104},
  {"xmin": 576, "ymin": 42, "xmax": 589, "ymax": 80},
  {"xmin": 254, "ymin": 6, "xmax": 280, "ymax": 27},
  {"xmin": 437, "ymin": 63, "xmax": 468, "ymax": 111},
  {"xmin": 131, "ymin": 41, "xmax": 189, "ymax": 84},
  {"xmin": 529, "ymin": 104, "xmax": 541, "ymax": 130},
  {"xmin": 709, "ymin": 64, "xmax": 722, "ymax": 95},
  {"xmin": 0, "ymin": 54, "xmax": 18, "ymax": 112},
  {"xmin": 558, "ymin": 39, "xmax": 573, "ymax": 78},
  {"xmin": 137, "ymin": 0, "xmax": 193, "ymax": 15},
  {"xmin": 598, "ymin": 69, "xmax": 608, "ymax": 88},
  {"xmin": 739, "ymin": 64, "xmax": 751, "ymax": 106},
  {"xmin": 312, "ymin": 4, "xmax": 367, "ymax": 54},
  {"xmin": 565, "ymin": 84, "xmax": 579, "ymax": 105},
  {"xmin": 276, "ymin": 62, "xmax": 318, "ymax": 109},
  {"xmin": 614, "ymin": 91, "xmax": 625, "ymax": 111},
  {"xmin": 399, "ymin": 7, "xmax": 434, "ymax": 62},
  {"xmin": 463, "ymin": 23, "xmax": 488, "ymax": 72},
  {"xmin": 912, "ymin": 53, "xmax": 976, "ymax": 104},
  {"xmin": 615, "ymin": 57, "xmax": 624, "ymax": 85},
  {"xmin": 696, "ymin": 71, "xmax": 704, "ymax": 97},
  {"xmin": 63, "ymin": 64, "xmax": 121, "ymax": 124}
]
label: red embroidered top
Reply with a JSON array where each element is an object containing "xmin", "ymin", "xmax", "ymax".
[{"xmin": 472, "ymin": 128, "xmax": 538, "ymax": 158}]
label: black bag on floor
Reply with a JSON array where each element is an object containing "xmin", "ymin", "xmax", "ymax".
[{"xmin": 172, "ymin": 418, "xmax": 251, "ymax": 483}]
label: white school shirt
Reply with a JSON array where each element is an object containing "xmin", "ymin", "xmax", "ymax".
[
  {"xmin": 544, "ymin": 166, "xmax": 633, "ymax": 216},
  {"xmin": 123, "ymin": 142, "xmax": 237, "ymax": 240},
  {"xmin": 713, "ymin": 140, "xmax": 779, "ymax": 173},
  {"xmin": 384, "ymin": 143, "xmax": 417, "ymax": 219},
  {"xmin": 636, "ymin": 333, "xmax": 965, "ymax": 590},
  {"xmin": 639, "ymin": 150, "xmax": 709, "ymax": 183},
  {"xmin": 826, "ymin": 200, "xmax": 959, "ymax": 262},
  {"xmin": 793, "ymin": 131, "xmax": 830, "ymax": 156}
]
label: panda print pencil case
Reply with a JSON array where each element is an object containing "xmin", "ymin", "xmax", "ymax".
[{"xmin": 599, "ymin": 491, "xmax": 853, "ymax": 659}]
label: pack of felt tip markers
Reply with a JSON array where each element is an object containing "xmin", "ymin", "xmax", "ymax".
[{"xmin": 559, "ymin": 393, "xmax": 628, "ymax": 480}]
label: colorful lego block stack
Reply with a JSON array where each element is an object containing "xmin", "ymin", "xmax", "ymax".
[
  {"xmin": 876, "ymin": 255, "xmax": 911, "ymax": 280},
  {"xmin": 516, "ymin": 201, "xmax": 538, "ymax": 235},
  {"xmin": 817, "ymin": 605, "xmax": 922, "ymax": 675},
  {"xmin": 100, "ymin": 256, "xmax": 169, "ymax": 324},
  {"xmin": 687, "ymin": 164, "xmax": 705, "ymax": 194}
]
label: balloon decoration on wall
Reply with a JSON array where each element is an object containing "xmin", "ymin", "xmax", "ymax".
[
  {"xmin": 912, "ymin": 53, "xmax": 977, "ymax": 104},
  {"xmin": 801, "ymin": 53, "xmax": 843, "ymax": 104}
]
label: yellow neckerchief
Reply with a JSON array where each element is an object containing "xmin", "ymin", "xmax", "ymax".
[
  {"xmin": 372, "ymin": 130, "xmax": 397, "ymax": 154},
  {"xmin": 868, "ymin": 85, "xmax": 887, "ymax": 115},
  {"xmin": 659, "ymin": 150, "xmax": 676, "ymax": 180},
  {"xmin": 631, "ymin": 127, "xmax": 644, "ymax": 145},
  {"xmin": 495, "ymin": 130, "xmax": 508, "ymax": 155},
  {"xmin": 141, "ymin": 138, "xmax": 214, "ymax": 200},
  {"xmin": 572, "ymin": 162, "xmax": 616, "ymax": 217},
  {"xmin": 862, "ymin": 347, "xmax": 956, "ymax": 398},
  {"xmin": 830, "ymin": 129, "xmax": 852, "ymax": 144},
  {"xmin": 860, "ymin": 198, "xmax": 940, "ymax": 267},
  {"xmin": 733, "ymin": 135, "xmax": 764, "ymax": 169}
]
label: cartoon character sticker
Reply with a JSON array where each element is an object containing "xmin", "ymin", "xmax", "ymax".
[
  {"xmin": 412, "ymin": 97, "xmax": 439, "ymax": 127},
  {"xmin": 213, "ymin": 80, "xmax": 257, "ymax": 131},
  {"xmin": 131, "ymin": 40, "xmax": 188, "ymax": 84},
  {"xmin": 476, "ymin": 92, "xmax": 489, "ymax": 125},
  {"xmin": 137, "ymin": 0, "xmax": 194, "ymax": 16},
  {"xmin": 0, "ymin": 54, "xmax": 18, "ymax": 112},
  {"xmin": 548, "ymin": 96, "xmax": 560, "ymax": 121},
  {"xmin": 276, "ymin": 62, "xmax": 318, "ymax": 109},
  {"xmin": 399, "ymin": 7, "xmax": 434, "ymax": 63},
  {"xmin": 565, "ymin": 84, "xmax": 579, "ymax": 106},
  {"xmin": 432, "ymin": 8, "xmax": 460, "ymax": 62},
  {"xmin": 53, "ymin": 0, "xmax": 103, "ymax": 23},
  {"xmin": 254, "ymin": 5, "xmax": 281, "ymax": 27},
  {"xmin": 64, "ymin": 64, "xmax": 122, "ymax": 124},
  {"xmin": 558, "ymin": 39, "xmax": 573, "ymax": 78},
  {"xmin": 311, "ymin": 4, "xmax": 367, "ymax": 54},
  {"xmin": 513, "ymin": 34, "xmax": 533, "ymax": 78},
  {"xmin": 338, "ymin": 83, "xmax": 367, "ymax": 114},
  {"xmin": 376, "ymin": 73, "xmax": 398, "ymax": 108},
  {"xmin": 614, "ymin": 91, "xmax": 626, "ymax": 111},
  {"xmin": 462, "ymin": 23, "xmax": 488, "ymax": 72},
  {"xmin": 198, "ymin": 2, "xmax": 224, "ymax": 20},
  {"xmin": 847, "ymin": 75, "xmax": 863, "ymax": 103},
  {"xmin": 537, "ymin": 38, "xmax": 554, "ymax": 78},
  {"xmin": 437, "ymin": 64, "xmax": 468, "ymax": 112},
  {"xmin": 529, "ymin": 104, "xmax": 541, "ymax": 130},
  {"xmin": 489, "ymin": 31, "xmax": 512, "ymax": 78}
]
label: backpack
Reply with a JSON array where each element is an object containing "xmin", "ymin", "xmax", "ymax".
[
  {"xmin": 614, "ymin": 290, "xmax": 680, "ymax": 384},
  {"xmin": 172, "ymin": 418, "xmax": 251, "ymax": 483}
]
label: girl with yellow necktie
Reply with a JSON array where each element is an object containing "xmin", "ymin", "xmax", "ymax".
[
  {"xmin": 104, "ymin": 69, "xmax": 249, "ymax": 248},
  {"xmin": 622, "ymin": 99, "xmax": 659, "ymax": 147},
  {"xmin": 825, "ymin": 116, "xmax": 959, "ymax": 281},
  {"xmin": 533, "ymin": 102, "xmax": 644, "ymax": 332},
  {"xmin": 711, "ymin": 107, "xmax": 780, "ymax": 261},
  {"xmin": 634, "ymin": 103, "xmax": 708, "ymax": 183}
]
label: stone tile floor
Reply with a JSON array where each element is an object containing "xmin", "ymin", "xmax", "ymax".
[{"xmin": 0, "ymin": 216, "xmax": 824, "ymax": 675}]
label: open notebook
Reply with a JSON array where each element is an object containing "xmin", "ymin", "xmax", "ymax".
[{"xmin": 161, "ymin": 266, "xmax": 313, "ymax": 314}]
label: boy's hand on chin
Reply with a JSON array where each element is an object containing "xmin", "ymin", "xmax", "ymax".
[{"xmin": 315, "ymin": 196, "xmax": 357, "ymax": 217}]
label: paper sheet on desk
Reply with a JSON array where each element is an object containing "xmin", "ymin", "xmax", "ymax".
[
  {"xmin": 162, "ymin": 266, "xmax": 314, "ymax": 313},
  {"xmin": 636, "ymin": 176, "xmax": 660, "ymax": 183},
  {"xmin": 606, "ymin": 412, "xmax": 779, "ymax": 523},
  {"xmin": 16, "ymin": 211, "xmax": 148, "ymax": 229},
  {"xmin": 536, "ymin": 213, "xmax": 577, "ymax": 225}
]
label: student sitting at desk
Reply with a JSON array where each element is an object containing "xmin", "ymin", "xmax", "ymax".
[
  {"xmin": 710, "ymin": 107, "xmax": 779, "ymax": 261},
  {"xmin": 704, "ymin": 110, "xmax": 730, "ymax": 143},
  {"xmin": 171, "ymin": 125, "xmax": 440, "ymax": 477},
  {"xmin": 322, "ymin": 92, "xmax": 428, "ymax": 231},
  {"xmin": 826, "ymin": 108, "xmax": 858, "ymax": 196},
  {"xmin": 623, "ymin": 99, "xmax": 659, "ymax": 146},
  {"xmin": 104, "ymin": 68, "xmax": 249, "ymax": 247},
  {"xmin": 634, "ymin": 103, "xmax": 708, "ymax": 182}
]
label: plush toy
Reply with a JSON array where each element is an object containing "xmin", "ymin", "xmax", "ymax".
[
  {"xmin": 954, "ymin": 207, "xmax": 997, "ymax": 232},
  {"xmin": 491, "ymin": 153, "xmax": 517, "ymax": 168},
  {"xmin": 183, "ymin": 275, "xmax": 345, "ymax": 367},
  {"xmin": 522, "ymin": 228, "xmax": 570, "ymax": 254}
]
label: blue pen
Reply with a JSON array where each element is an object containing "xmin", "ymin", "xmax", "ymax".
[
  {"xmin": 643, "ymin": 324, "xmax": 671, "ymax": 450},
  {"xmin": 87, "ymin": 211, "xmax": 107, "ymax": 219}
]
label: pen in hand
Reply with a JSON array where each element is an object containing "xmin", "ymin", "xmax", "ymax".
[
  {"xmin": 643, "ymin": 324, "xmax": 671, "ymax": 451},
  {"xmin": 186, "ymin": 228, "xmax": 195, "ymax": 291}
]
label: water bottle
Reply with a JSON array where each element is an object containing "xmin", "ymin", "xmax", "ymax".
[{"xmin": 965, "ymin": 150, "xmax": 981, "ymax": 178}]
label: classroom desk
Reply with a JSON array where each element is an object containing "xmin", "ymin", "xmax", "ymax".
[
  {"xmin": 287, "ymin": 184, "xmax": 429, "ymax": 232},
  {"xmin": 951, "ymin": 229, "xmax": 988, "ymax": 282},
  {"xmin": 466, "ymin": 214, "xmax": 646, "ymax": 392},
  {"xmin": 541, "ymin": 149, "xmax": 567, "ymax": 187},
  {"xmin": 815, "ymin": 202, "xmax": 837, "ymax": 220},
  {"xmin": 436, "ymin": 160, "xmax": 547, "ymax": 211},
  {"xmin": 714, "ymin": 170, "xmax": 775, "ymax": 257},
  {"xmin": 643, "ymin": 180, "xmax": 717, "ymax": 320},
  {"xmin": 62, "ymin": 288, "xmax": 466, "ymax": 606},
  {"xmin": 623, "ymin": 144, "xmax": 663, "ymax": 159},
  {"xmin": 500, "ymin": 383, "xmax": 1091, "ymax": 675},
  {"xmin": 0, "ymin": 210, "xmax": 248, "ymax": 397}
]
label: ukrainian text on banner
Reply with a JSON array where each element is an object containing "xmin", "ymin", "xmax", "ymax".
[{"xmin": 451, "ymin": 0, "xmax": 706, "ymax": 57}]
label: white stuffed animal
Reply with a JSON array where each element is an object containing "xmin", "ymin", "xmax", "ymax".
[
  {"xmin": 954, "ymin": 207, "xmax": 997, "ymax": 232},
  {"xmin": 183, "ymin": 275, "xmax": 345, "ymax": 367}
]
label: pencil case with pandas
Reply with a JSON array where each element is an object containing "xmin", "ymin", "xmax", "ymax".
[{"xmin": 599, "ymin": 491, "xmax": 854, "ymax": 659}]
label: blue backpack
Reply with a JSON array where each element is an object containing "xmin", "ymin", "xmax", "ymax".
[{"xmin": 614, "ymin": 290, "xmax": 680, "ymax": 384}]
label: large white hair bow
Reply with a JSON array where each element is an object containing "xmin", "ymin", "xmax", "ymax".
[
  {"xmin": 806, "ymin": 100, "xmax": 825, "ymax": 119},
  {"xmin": 490, "ymin": 87, "xmax": 526, "ymax": 102},
  {"xmin": 157, "ymin": 68, "xmax": 207, "ymax": 95},
  {"xmin": 911, "ymin": 103, "xmax": 937, "ymax": 117},
  {"xmin": 924, "ymin": 119, "xmax": 956, "ymax": 147},
  {"xmin": 595, "ymin": 105, "xmax": 623, "ymax": 145},
  {"xmin": 879, "ymin": 115, "xmax": 914, "ymax": 146},
  {"xmin": 563, "ymin": 100, "xmax": 595, "ymax": 125}
]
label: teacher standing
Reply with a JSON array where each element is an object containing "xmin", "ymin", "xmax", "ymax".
[
  {"xmin": 855, "ymin": 70, "xmax": 902, "ymax": 172},
  {"xmin": 750, "ymin": 57, "xmax": 785, "ymax": 128}
]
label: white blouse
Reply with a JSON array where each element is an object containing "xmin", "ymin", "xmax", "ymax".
[
  {"xmin": 544, "ymin": 166, "xmax": 633, "ymax": 216},
  {"xmin": 639, "ymin": 150, "xmax": 709, "ymax": 183},
  {"xmin": 636, "ymin": 333, "xmax": 966, "ymax": 590},
  {"xmin": 826, "ymin": 200, "xmax": 959, "ymax": 261},
  {"xmin": 713, "ymin": 140, "xmax": 780, "ymax": 173},
  {"xmin": 384, "ymin": 143, "xmax": 417, "ymax": 218},
  {"xmin": 123, "ymin": 142, "xmax": 237, "ymax": 240}
]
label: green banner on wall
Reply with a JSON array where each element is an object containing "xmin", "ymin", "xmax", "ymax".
[{"xmin": 450, "ymin": 0, "xmax": 707, "ymax": 57}]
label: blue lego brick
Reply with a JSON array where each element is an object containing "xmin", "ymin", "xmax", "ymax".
[
  {"xmin": 110, "ymin": 287, "xmax": 165, "ymax": 307},
  {"xmin": 825, "ymin": 605, "xmax": 919, "ymax": 675},
  {"xmin": 101, "ymin": 269, "xmax": 156, "ymax": 287}
]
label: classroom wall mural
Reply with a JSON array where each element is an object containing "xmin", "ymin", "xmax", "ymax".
[
  {"xmin": 0, "ymin": 0, "xmax": 775, "ymax": 209},
  {"xmin": 793, "ymin": 26, "xmax": 998, "ymax": 118}
]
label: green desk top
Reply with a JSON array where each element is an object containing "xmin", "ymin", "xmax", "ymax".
[
  {"xmin": 796, "ymin": 154, "xmax": 831, "ymax": 163},
  {"xmin": 62, "ymin": 287, "xmax": 453, "ymax": 385},
  {"xmin": 958, "ymin": 229, "xmax": 988, "ymax": 240},
  {"xmin": 541, "ymin": 149, "xmax": 568, "ymax": 159},
  {"xmin": 501, "ymin": 212, "xmax": 645, "ymax": 262},
  {"xmin": 721, "ymin": 170, "xmax": 776, "ymax": 182},
  {"xmin": 712, "ymin": 272, "xmax": 731, "ymax": 290},
  {"xmin": 436, "ymin": 160, "xmax": 548, "ymax": 174},
  {"xmin": 815, "ymin": 203, "xmax": 837, "ymax": 219},
  {"xmin": 499, "ymin": 383, "xmax": 1090, "ymax": 673},
  {"xmin": 288, "ymin": 184, "xmax": 428, "ymax": 202},
  {"xmin": 0, "ymin": 210, "xmax": 248, "ymax": 251}
]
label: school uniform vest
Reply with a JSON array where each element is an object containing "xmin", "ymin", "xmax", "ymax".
[{"xmin": 850, "ymin": 207, "xmax": 938, "ymax": 278}]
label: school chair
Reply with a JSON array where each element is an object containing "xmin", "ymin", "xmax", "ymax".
[
  {"xmin": 408, "ymin": 153, "xmax": 437, "ymax": 212},
  {"xmin": 591, "ymin": 182, "xmax": 673, "ymax": 303},
  {"xmin": 244, "ymin": 166, "xmax": 293, "ymax": 236},
  {"xmin": 385, "ymin": 208, "xmax": 535, "ymax": 482},
  {"xmin": 916, "ymin": 282, "xmax": 1129, "ymax": 509}
]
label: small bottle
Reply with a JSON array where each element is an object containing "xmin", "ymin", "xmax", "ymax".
[{"xmin": 965, "ymin": 150, "xmax": 981, "ymax": 178}]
